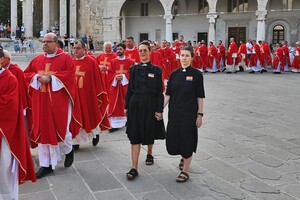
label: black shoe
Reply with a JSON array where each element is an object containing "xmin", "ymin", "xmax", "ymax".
[
  {"xmin": 108, "ymin": 128, "xmax": 119, "ymax": 133},
  {"xmin": 226, "ymin": 71, "xmax": 232, "ymax": 74},
  {"xmin": 262, "ymin": 69, "xmax": 267, "ymax": 72},
  {"xmin": 249, "ymin": 71, "xmax": 255, "ymax": 73},
  {"xmin": 64, "ymin": 149, "xmax": 74, "ymax": 167},
  {"xmin": 239, "ymin": 66, "xmax": 244, "ymax": 72},
  {"xmin": 73, "ymin": 144, "xmax": 80, "ymax": 151},
  {"xmin": 273, "ymin": 71, "xmax": 281, "ymax": 74},
  {"xmin": 221, "ymin": 68, "xmax": 226, "ymax": 72},
  {"xmin": 92, "ymin": 135, "xmax": 99, "ymax": 146},
  {"xmin": 234, "ymin": 71, "xmax": 238, "ymax": 73},
  {"xmin": 36, "ymin": 166, "xmax": 53, "ymax": 179},
  {"xmin": 260, "ymin": 70, "xmax": 264, "ymax": 73}
]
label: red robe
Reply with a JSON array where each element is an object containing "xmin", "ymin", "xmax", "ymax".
[
  {"xmin": 207, "ymin": 45, "xmax": 220, "ymax": 69},
  {"xmin": 226, "ymin": 42, "xmax": 238, "ymax": 65},
  {"xmin": 260, "ymin": 43, "xmax": 272, "ymax": 66},
  {"xmin": 96, "ymin": 52, "xmax": 117, "ymax": 94},
  {"xmin": 150, "ymin": 50, "xmax": 163, "ymax": 69},
  {"xmin": 249, "ymin": 44, "xmax": 261, "ymax": 67},
  {"xmin": 171, "ymin": 46, "xmax": 181, "ymax": 69},
  {"xmin": 217, "ymin": 44, "xmax": 226, "ymax": 66},
  {"xmin": 193, "ymin": 45, "xmax": 208, "ymax": 69},
  {"xmin": 292, "ymin": 47, "xmax": 300, "ymax": 69},
  {"xmin": 125, "ymin": 47, "xmax": 140, "ymax": 63},
  {"xmin": 6, "ymin": 63, "xmax": 29, "ymax": 110},
  {"xmin": 273, "ymin": 47, "xmax": 285, "ymax": 71},
  {"xmin": 282, "ymin": 45, "xmax": 291, "ymax": 67},
  {"xmin": 24, "ymin": 48, "xmax": 82, "ymax": 145},
  {"xmin": 73, "ymin": 56, "xmax": 109, "ymax": 133},
  {"xmin": 0, "ymin": 69, "xmax": 36, "ymax": 184},
  {"xmin": 162, "ymin": 47, "xmax": 175, "ymax": 78},
  {"xmin": 237, "ymin": 43, "xmax": 248, "ymax": 66},
  {"xmin": 108, "ymin": 57, "xmax": 134, "ymax": 117}
]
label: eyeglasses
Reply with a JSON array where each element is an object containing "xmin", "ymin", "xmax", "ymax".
[{"xmin": 43, "ymin": 41, "xmax": 55, "ymax": 43}]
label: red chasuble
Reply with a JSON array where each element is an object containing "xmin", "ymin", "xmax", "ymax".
[
  {"xmin": 96, "ymin": 52, "xmax": 117, "ymax": 95},
  {"xmin": 0, "ymin": 69, "xmax": 36, "ymax": 184},
  {"xmin": 292, "ymin": 47, "xmax": 300, "ymax": 69},
  {"xmin": 74, "ymin": 56, "xmax": 109, "ymax": 133},
  {"xmin": 108, "ymin": 58, "xmax": 134, "ymax": 117},
  {"xmin": 218, "ymin": 44, "xmax": 226, "ymax": 66},
  {"xmin": 237, "ymin": 43, "xmax": 248, "ymax": 66},
  {"xmin": 162, "ymin": 47, "xmax": 175, "ymax": 79},
  {"xmin": 7, "ymin": 63, "xmax": 29, "ymax": 110},
  {"xmin": 207, "ymin": 45, "xmax": 220, "ymax": 69},
  {"xmin": 193, "ymin": 45, "xmax": 208, "ymax": 70},
  {"xmin": 249, "ymin": 44, "xmax": 262, "ymax": 67},
  {"xmin": 282, "ymin": 45, "xmax": 291, "ymax": 67},
  {"xmin": 24, "ymin": 48, "xmax": 82, "ymax": 145},
  {"xmin": 273, "ymin": 47, "xmax": 285, "ymax": 71},
  {"xmin": 260, "ymin": 43, "xmax": 272, "ymax": 66},
  {"xmin": 125, "ymin": 47, "xmax": 140, "ymax": 63},
  {"xmin": 227, "ymin": 42, "xmax": 238, "ymax": 65}
]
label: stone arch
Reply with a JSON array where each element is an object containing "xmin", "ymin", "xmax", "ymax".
[{"xmin": 267, "ymin": 19, "xmax": 291, "ymax": 43}]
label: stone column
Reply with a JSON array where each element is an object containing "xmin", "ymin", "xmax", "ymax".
[
  {"xmin": 22, "ymin": 0, "xmax": 26, "ymax": 27},
  {"xmin": 69, "ymin": 0, "xmax": 77, "ymax": 37},
  {"xmin": 25, "ymin": 0, "xmax": 33, "ymax": 37},
  {"xmin": 11, "ymin": 0, "xmax": 18, "ymax": 34},
  {"xmin": 164, "ymin": 14, "xmax": 173, "ymax": 42},
  {"xmin": 59, "ymin": 0, "xmax": 67, "ymax": 36},
  {"xmin": 206, "ymin": 13, "xmax": 218, "ymax": 44},
  {"xmin": 256, "ymin": 10, "xmax": 267, "ymax": 41},
  {"xmin": 43, "ymin": 0, "xmax": 50, "ymax": 33}
]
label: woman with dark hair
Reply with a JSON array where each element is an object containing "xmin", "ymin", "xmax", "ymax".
[
  {"xmin": 125, "ymin": 41, "xmax": 165, "ymax": 180},
  {"xmin": 164, "ymin": 46, "xmax": 205, "ymax": 182}
]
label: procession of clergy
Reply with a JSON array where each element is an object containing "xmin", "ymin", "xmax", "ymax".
[{"xmin": 1, "ymin": 32, "xmax": 300, "ymax": 199}]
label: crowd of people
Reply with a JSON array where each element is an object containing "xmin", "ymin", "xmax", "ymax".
[{"xmin": 3, "ymin": 30, "xmax": 300, "ymax": 198}]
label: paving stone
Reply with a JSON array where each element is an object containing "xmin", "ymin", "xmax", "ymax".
[
  {"xmin": 260, "ymin": 146, "xmax": 300, "ymax": 161},
  {"xmin": 288, "ymin": 138, "xmax": 300, "ymax": 146},
  {"xmin": 248, "ymin": 153, "xmax": 284, "ymax": 168},
  {"xmin": 247, "ymin": 164, "xmax": 281, "ymax": 180},
  {"xmin": 200, "ymin": 159, "xmax": 250, "ymax": 181},
  {"xmin": 284, "ymin": 184, "xmax": 300, "ymax": 199},
  {"xmin": 19, "ymin": 190, "xmax": 56, "ymax": 200},
  {"xmin": 48, "ymin": 174, "xmax": 95, "ymax": 200},
  {"xmin": 114, "ymin": 170, "xmax": 163, "ymax": 195},
  {"xmin": 19, "ymin": 178, "xmax": 50, "ymax": 194},
  {"xmin": 288, "ymin": 148, "xmax": 300, "ymax": 156},
  {"xmin": 150, "ymin": 172, "xmax": 209, "ymax": 199},
  {"xmin": 135, "ymin": 190, "xmax": 176, "ymax": 200},
  {"xmin": 75, "ymin": 160, "xmax": 122, "ymax": 192},
  {"xmin": 94, "ymin": 188, "xmax": 135, "ymax": 200},
  {"xmin": 218, "ymin": 140, "xmax": 258, "ymax": 157},
  {"xmin": 240, "ymin": 178, "xmax": 280, "ymax": 194},
  {"xmin": 255, "ymin": 135, "xmax": 298, "ymax": 151},
  {"xmin": 73, "ymin": 148, "xmax": 97, "ymax": 162}
]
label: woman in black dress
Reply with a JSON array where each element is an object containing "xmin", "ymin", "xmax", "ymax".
[
  {"xmin": 125, "ymin": 41, "xmax": 165, "ymax": 180},
  {"xmin": 164, "ymin": 46, "xmax": 205, "ymax": 182}
]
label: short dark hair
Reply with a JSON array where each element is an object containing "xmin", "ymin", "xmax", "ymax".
[
  {"xmin": 0, "ymin": 49, "xmax": 4, "ymax": 58},
  {"xmin": 75, "ymin": 41, "xmax": 86, "ymax": 48},
  {"xmin": 126, "ymin": 36, "xmax": 134, "ymax": 41},
  {"xmin": 139, "ymin": 40, "xmax": 151, "ymax": 51},
  {"xmin": 116, "ymin": 43, "xmax": 126, "ymax": 50},
  {"xmin": 182, "ymin": 46, "xmax": 194, "ymax": 58}
]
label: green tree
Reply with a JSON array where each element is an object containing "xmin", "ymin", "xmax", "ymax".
[{"xmin": 0, "ymin": 0, "xmax": 23, "ymax": 26}]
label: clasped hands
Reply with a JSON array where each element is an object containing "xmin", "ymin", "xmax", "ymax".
[
  {"xmin": 155, "ymin": 112, "xmax": 163, "ymax": 121},
  {"xmin": 38, "ymin": 75, "xmax": 51, "ymax": 84},
  {"xmin": 115, "ymin": 74, "xmax": 123, "ymax": 81}
]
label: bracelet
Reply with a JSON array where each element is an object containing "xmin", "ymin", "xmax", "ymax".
[{"xmin": 197, "ymin": 112, "xmax": 204, "ymax": 117}]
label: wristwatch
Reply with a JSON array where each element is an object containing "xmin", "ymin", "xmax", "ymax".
[{"xmin": 197, "ymin": 112, "xmax": 204, "ymax": 117}]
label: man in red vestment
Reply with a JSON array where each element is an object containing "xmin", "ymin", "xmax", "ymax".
[
  {"xmin": 206, "ymin": 41, "xmax": 220, "ymax": 73},
  {"xmin": 237, "ymin": 40, "xmax": 248, "ymax": 71},
  {"xmin": 96, "ymin": 42, "xmax": 117, "ymax": 95},
  {"xmin": 249, "ymin": 40, "xmax": 263, "ymax": 73},
  {"xmin": 171, "ymin": 40, "xmax": 181, "ymax": 69},
  {"xmin": 108, "ymin": 43, "xmax": 134, "ymax": 132},
  {"xmin": 125, "ymin": 36, "xmax": 140, "ymax": 64},
  {"xmin": 72, "ymin": 41, "xmax": 109, "ymax": 149},
  {"xmin": 226, "ymin": 37, "xmax": 239, "ymax": 73},
  {"xmin": 175, "ymin": 35, "xmax": 188, "ymax": 50},
  {"xmin": 260, "ymin": 40, "xmax": 272, "ymax": 72},
  {"xmin": 24, "ymin": 33, "xmax": 82, "ymax": 179},
  {"xmin": 162, "ymin": 39, "xmax": 176, "ymax": 77},
  {"xmin": 193, "ymin": 41, "xmax": 208, "ymax": 72},
  {"xmin": 217, "ymin": 40, "xmax": 226, "ymax": 71},
  {"xmin": 0, "ymin": 49, "xmax": 36, "ymax": 199},
  {"xmin": 292, "ymin": 41, "xmax": 300, "ymax": 73},
  {"xmin": 273, "ymin": 43, "xmax": 285, "ymax": 74},
  {"xmin": 282, "ymin": 40, "xmax": 291, "ymax": 71}
]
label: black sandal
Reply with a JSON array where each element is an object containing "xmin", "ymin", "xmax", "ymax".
[
  {"xmin": 145, "ymin": 154, "xmax": 154, "ymax": 165},
  {"xmin": 126, "ymin": 168, "xmax": 138, "ymax": 180},
  {"xmin": 176, "ymin": 171, "xmax": 189, "ymax": 183},
  {"xmin": 179, "ymin": 158, "xmax": 184, "ymax": 170}
]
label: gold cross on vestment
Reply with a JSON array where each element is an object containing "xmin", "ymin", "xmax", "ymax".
[
  {"xmin": 75, "ymin": 65, "xmax": 86, "ymax": 77},
  {"xmin": 38, "ymin": 63, "xmax": 56, "ymax": 92},
  {"xmin": 115, "ymin": 64, "xmax": 128, "ymax": 74},
  {"xmin": 127, "ymin": 54, "xmax": 136, "ymax": 62},
  {"xmin": 75, "ymin": 65, "xmax": 86, "ymax": 89}
]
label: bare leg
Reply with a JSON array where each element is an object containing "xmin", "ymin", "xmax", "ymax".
[
  {"xmin": 182, "ymin": 156, "xmax": 192, "ymax": 174},
  {"xmin": 131, "ymin": 144, "xmax": 141, "ymax": 170},
  {"xmin": 147, "ymin": 144, "xmax": 153, "ymax": 155}
]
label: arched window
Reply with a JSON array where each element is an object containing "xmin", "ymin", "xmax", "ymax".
[
  {"xmin": 272, "ymin": 25, "xmax": 284, "ymax": 44},
  {"xmin": 283, "ymin": 0, "xmax": 293, "ymax": 10},
  {"xmin": 199, "ymin": 0, "xmax": 209, "ymax": 14},
  {"xmin": 228, "ymin": 0, "xmax": 248, "ymax": 13}
]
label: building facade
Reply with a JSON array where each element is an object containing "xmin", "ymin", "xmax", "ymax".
[{"xmin": 12, "ymin": 0, "xmax": 300, "ymax": 47}]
